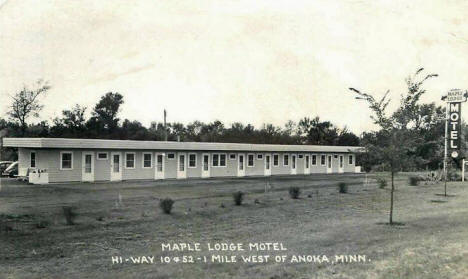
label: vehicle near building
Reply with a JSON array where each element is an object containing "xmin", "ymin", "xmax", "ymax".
[
  {"xmin": 2, "ymin": 161, "xmax": 18, "ymax": 178},
  {"xmin": 0, "ymin": 161, "xmax": 14, "ymax": 174}
]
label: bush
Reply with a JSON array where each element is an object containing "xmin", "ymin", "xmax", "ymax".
[
  {"xmin": 233, "ymin": 191, "xmax": 244, "ymax": 206},
  {"xmin": 62, "ymin": 206, "xmax": 76, "ymax": 225},
  {"xmin": 160, "ymin": 198, "xmax": 174, "ymax": 214},
  {"xmin": 409, "ymin": 176, "xmax": 420, "ymax": 186},
  {"xmin": 338, "ymin": 182, "xmax": 348, "ymax": 193},
  {"xmin": 377, "ymin": 178, "xmax": 387, "ymax": 189},
  {"xmin": 35, "ymin": 220, "xmax": 49, "ymax": 229},
  {"xmin": 288, "ymin": 186, "xmax": 301, "ymax": 199}
]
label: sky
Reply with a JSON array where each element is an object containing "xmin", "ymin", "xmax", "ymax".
[{"xmin": 1, "ymin": 0, "xmax": 468, "ymax": 134}]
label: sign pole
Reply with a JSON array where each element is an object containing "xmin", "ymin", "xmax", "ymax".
[
  {"xmin": 444, "ymin": 101, "xmax": 448, "ymax": 196},
  {"xmin": 463, "ymin": 159, "xmax": 465, "ymax": 182}
]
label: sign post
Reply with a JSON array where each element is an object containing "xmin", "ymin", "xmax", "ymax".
[{"xmin": 442, "ymin": 89, "xmax": 468, "ymax": 195}]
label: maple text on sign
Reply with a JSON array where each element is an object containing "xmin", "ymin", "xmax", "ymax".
[
  {"xmin": 446, "ymin": 89, "xmax": 467, "ymax": 103},
  {"xmin": 448, "ymin": 102, "xmax": 461, "ymax": 158}
]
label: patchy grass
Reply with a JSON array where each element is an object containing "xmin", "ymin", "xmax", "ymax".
[{"xmin": 0, "ymin": 173, "xmax": 468, "ymax": 278}]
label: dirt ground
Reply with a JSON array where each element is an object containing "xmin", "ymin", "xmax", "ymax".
[{"xmin": 0, "ymin": 173, "xmax": 467, "ymax": 279}]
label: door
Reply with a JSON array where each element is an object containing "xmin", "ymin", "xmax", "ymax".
[
  {"xmin": 291, "ymin": 154, "xmax": 297, "ymax": 175},
  {"xmin": 327, "ymin": 155, "xmax": 332, "ymax": 173},
  {"xmin": 202, "ymin": 153, "xmax": 210, "ymax": 178},
  {"xmin": 238, "ymin": 154, "xmax": 245, "ymax": 177},
  {"xmin": 177, "ymin": 153, "xmax": 187, "ymax": 179},
  {"xmin": 339, "ymin": 155, "xmax": 344, "ymax": 173},
  {"xmin": 82, "ymin": 152, "xmax": 94, "ymax": 182},
  {"xmin": 264, "ymin": 154, "xmax": 271, "ymax": 176},
  {"xmin": 155, "ymin": 152, "xmax": 164, "ymax": 179},
  {"xmin": 110, "ymin": 152, "xmax": 122, "ymax": 181},
  {"xmin": 304, "ymin": 155, "xmax": 310, "ymax": 175}
]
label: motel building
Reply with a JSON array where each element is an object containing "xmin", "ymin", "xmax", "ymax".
[{"xmin": 2, "ymin": 138, "xmax": 361, "ymax": 184}]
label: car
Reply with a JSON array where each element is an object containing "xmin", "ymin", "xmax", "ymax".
[
  {"xmin": 0, "ymin": 161, "xmax": 13, "ymax": 174},
  {"xmin": 2, "ymin": 161, "xmax": 18, "ymax": 178}
]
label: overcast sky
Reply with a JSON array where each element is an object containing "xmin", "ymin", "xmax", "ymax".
[{"xmin": 1, "ymin": 0, "xmax": 468, "ymax": 134}]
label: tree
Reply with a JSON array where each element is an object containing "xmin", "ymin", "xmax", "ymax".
[
  {"xmin": 7, "ymin": 80, "xmax": 50, "ymax": 136},
  {"xmin": 51, "ymin": 104, "xmax": 87, "ymax": 137},
  {"xmin": 349, "ymin": 68, "xmax": 437, "ymax": 225},
  {"xmin": 87, "ymin": 92, "xmax": 124, "ymax": 137}
]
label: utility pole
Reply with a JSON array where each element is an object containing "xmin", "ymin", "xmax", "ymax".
[{"xmin": 164, "ymin": 109, "xmax": 168, "ymax": 141}]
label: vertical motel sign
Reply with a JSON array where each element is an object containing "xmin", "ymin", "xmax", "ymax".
[{"xmin": 445, "ymin": 89, "xmax": 467, "ymax": 158}]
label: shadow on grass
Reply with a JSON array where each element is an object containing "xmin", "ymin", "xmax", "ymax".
[
  {"xmin": 376, "ymin": 222, "xmax": 406, "ymax": 227},
  {"xmin": 430, "ymin": 200, "xmax": 448, "ymax": 203},
  {"xmin": 434, "ymin": 194, "xmax": 456, "ymax": 197}
]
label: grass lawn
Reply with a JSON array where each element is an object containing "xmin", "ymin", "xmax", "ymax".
[{"xmin": 0, "ymin": 173, "xmax": 467, "ymax": 279}]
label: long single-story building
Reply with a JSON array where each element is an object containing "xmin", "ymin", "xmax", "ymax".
[{"xmin": 2, "ymin": 137, "xmax": 361, "ymax": 184}]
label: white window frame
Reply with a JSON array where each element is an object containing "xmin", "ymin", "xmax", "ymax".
[
  {"xmin": 167, "ymin": 153, "xmax": 176, "ymax": 160},
  {"xmin": 188, "ymin": 153, "xmax": 197, "ymax": 168},
  {"xmin": 125, "ymin": 152, "xmax": 136, "ymax": 169},
  {"xmin": 229, "ymin": 153, "xmax": 236, "ymax": 160},
  {"xmin": 97, "ymin": 152, "xmax": 108, "ymax": 160},
  {"xmin": 212, "ymin": 153, "xmax": 227, "ymax": 167},
  {"xmin": 273, "ymin": 154, "xmax": 279, "ymax": 167},
  {"xmin": 312, "ymin": 154, "xmax": 317, "ymax": 166},
  {"xmin": 349, "ymin": 154, "xmax": 354, "ymax": 165},
  {"xmin": 142, "ymin": 152, "xmax": 153, "ymax": 168},
  {"xmin": 257, "ymin": 154, "xmax": 263, "ymax": 160},
  {"xmin": 30, "ymin": 151, "xmax": 36, "ymax": 168},
  {"xmin": 321, "ymin": 154, "xmax": 326, "ymax": 166},
  {"xmin": 247, "ymin": 153, "xmax": 255, "ymax": 167},
  {"xmin": 60, "ymin": 151, "xmax": 73, "ymax": 170},
  {"xmin": 283, "ymin": 154, "xmax": 289, "ymax": 166}
]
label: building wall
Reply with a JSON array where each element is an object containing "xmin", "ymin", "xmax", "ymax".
[{"xmin": 19, "ymin": 148, "xmax": 357, "ymax": 183}]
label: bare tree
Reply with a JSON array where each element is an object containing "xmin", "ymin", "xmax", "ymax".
[{"xmin": 8, "ymin": 80, "xmax": 50, "ymax": 136}]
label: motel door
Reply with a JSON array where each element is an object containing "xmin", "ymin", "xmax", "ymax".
[
  {"xmin": 291, "ymin": 154, "xmax": 297, "ymax": 175},
  {"xmin": 155, "ymin": 152, "xmax": 164, "ymax": 179},
  {"xmin": 327, "ymin": 155, "xmax": 332, "ymax": 174},
  {"xmin": 177, "ymin": 153, "xmax": 187, "ymax": 179},
  {"xmin": 304, "ymin": 155, "xmax": 310, "ymax": 175},
  {"xmin": 238, "ymin": 154, "xmax": 245, "ymax": 177},
  {"xmin": 339, "ymin": 155, "xmax": 344, "ymax": 173},
  {"xmin": 110, "ymin": 152, "xmax": 122, "ymax": 181},
  {"xmin": 264, "ymin": 154, "xmax": 272, "ymax": 176},
  {"xmin": 201, "ymin": 153, "xmax": 210, "ymax": 178},
  {"xmin": 82, "ymin": 152, "xmax": 94, "ymax": 182}
]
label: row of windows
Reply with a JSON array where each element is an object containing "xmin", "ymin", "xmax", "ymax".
[{"xmin": 55, "ymin": 151, "xmax": 354, "ymax": 170}]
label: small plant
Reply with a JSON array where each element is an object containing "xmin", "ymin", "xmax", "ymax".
[
  {"xmin": 160, "ymin": 198, "xmax": 175, "ymax": 214},
  {"xmin": 288, "ymin": 186, "xmax": 301, "ymax": 199},
  {"xmin": 233, "ymin": 191, "xmax": 244, "ymax": 206},
  {"xmin": 62, "ymin": 206, "xmax": 76, "ymax": 225},
  {"xmin": 254, "ymin": 199, "xmax": 260, "ymax": 204},
  {"xmin": 377, "ymin": 178, "xmax": 387, "ymax": 189},
  {"xmin": 220, "ymin": 203, "xmax": 225, "ymax": 208},
  {"xmin": 338, "ymin": 182, "xmax": 348, "ymax": 193},
  {"xmin": 96, "ymin": 216, "xmax": 104, "ymax": 222},
  {"xmin": 35, "ymin": 220, "xmax": 49, "ymax": 229},
  {"xmin": 409, "ymin": 176, "xmax": 420, "ymax": 186},
  {"xmin": 307, "ymin": 194, "xmax": 312, "ymax": 198}
]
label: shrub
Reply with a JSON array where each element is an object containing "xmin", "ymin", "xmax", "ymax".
[
  {"xmin": 338, "ymin": 182, "xmax": 348, "ymax": 193},
  {"xmin": 62, "ymin": 206, "xmax": 76, "ymax": 225},
  {"xmin": 160, "ymin": 198, "xmax": 174, "ymax": 214},
  {"xmin": 409, "ymin": 176, "xmax": 420, "ymax": 186},
  {"xmin": 377, "ymin": 178, "xmax": 387, "ymax": 189},
  {"xmin": 233, "ymin": 191, "xmax": 244, "ymax": 206},
  {"xmin": 35, "ymin": 220, "xmax": 49, "ymax": 229},
  {"xmin": 288, "ymin": 186, "xmax": 301, "ymax": 199}
]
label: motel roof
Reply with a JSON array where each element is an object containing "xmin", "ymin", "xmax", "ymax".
[{"xmin": 2, "ymin": 138, "xmax": 362, "ymax": 153}]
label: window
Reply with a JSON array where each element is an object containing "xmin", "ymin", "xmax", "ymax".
[
  {"xmin": 143, "ymin": 153, "xmax": 152, "ymax": 168},
  {"xmin": 257, "ymin": 154, "xmax": 263, "ymax": 160},
  {"xmin": 283, "ymin": 154, "xmax": 289, "ymax": 166},
  {"xmin": 334, "ymin": 154, "xmax": 338, "ymax": 159},
  {"xmin": 229, "ymin": 153, "xmax": 236, "ymax": 160},
  {"xmin": 97, "ymin": 152, "xmax": 108, "ymax": 160},
  {"xmin": 298, "ymin": 154, "xmax": 304, "ymax": 159},
  {"xmin": 321, "ymin": 155, "xmax": 326, "ymax": 166},
  {"xmin": 328, "ymin": 155, "xmax": 332, "ymax": 168},
  {"xmin": 167, "ymin": 153, "xmax": 175, "ymax": 160},
  {"xmin": 30, "ymin": 151, "xmax": 36, "ymax": 168},
  {"xmin": 220, "ymin": 154, "xmax": 226, "ymax": 166},
  {"xmin": 305, "ymin": 155, "xmax": 310, "ymax": 168},
  {"xmin": 339, "ymin": 155, "xmax": 344, "ymax": 168},
  {"xmin": 60, "ymin": 151, "xmax": 73, "ymax": 170},
  {"xmin": 273, "ymin": 154, "xmax": 279, "ymax": 167},
  {"xmin": 125, "ymin": 153, "xmax": 135, "ymax": 168},
  {"xmin": 248, "ymin": 154, "xmax": 255, "ymax": 167},
  {"xmin": 292, "ymin": 155, "xmax": 296, "ymax": 169},
  {"xmin": 156, "ymin": 154, "xmax": 163, "ymax": 172},
  {"xmin": 212, "ymin": 153, "xmax": 227, "ymax": 167},
  {"xmin": 349, "ymin": 155, "xmax": 354, "ymax": 165},
  {"xmin": 312, "ymin": 155, "xmax": 317, "ymax": 166},
  {"xmin": 189, "ymin": 153, "xmax": 197, "ymax": 168},
  {"xmin": 179, "ymin": 154, "xmax": 185, "ymax": 171}
]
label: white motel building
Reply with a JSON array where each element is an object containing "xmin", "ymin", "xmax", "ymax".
[{"xmin": 3, "ymin": 138, "xmax": 361, "ymax": 184}]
